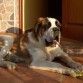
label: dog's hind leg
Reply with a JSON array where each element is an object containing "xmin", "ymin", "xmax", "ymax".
[
  {"xmin": 0, "ymin": 36, "xmax": 14, "ymax": 58},
  {"xmin": 0, "ymin": 59, "xmax": 16, "ymax": 69},
  {"xmin": 5, "ymin": 52, "xmax": 25, "ymax": 62},
  {"xmin": 0, "ymin": 36, "xmax": 16, "ymax": 69}
]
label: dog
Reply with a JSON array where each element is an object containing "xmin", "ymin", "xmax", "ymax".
[{"xmin": 0, "ymin": 17, "xmax": 83, "ymax": 77}]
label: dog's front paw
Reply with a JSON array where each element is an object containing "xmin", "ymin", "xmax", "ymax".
[
  {"xmin": 6, "ymin": 62, "xmax": 16, "ymax": 70},
  {"xmin": 64, "ymin": 68, "xmax": 83, "ymax": 77},
  {"xmin": 70, "ymin": 61, "xmax": 83, "ymax": 72},
  {"xmin": 64, "ymin": 68, "xmax": 76, "ymax": 77}
]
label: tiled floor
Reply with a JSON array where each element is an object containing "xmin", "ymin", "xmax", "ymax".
[{"xmin": 0, "ymin": 38, "xmax": 83, "ymax": 83}]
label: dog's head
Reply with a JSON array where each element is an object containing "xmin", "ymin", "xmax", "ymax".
[{"xmin": 34, "ymin": 17, "xmax": 61, "ymax": 46}]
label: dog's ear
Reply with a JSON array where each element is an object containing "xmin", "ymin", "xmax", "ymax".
[
  {"xmin": 35, "ymin": 17, "xmax": 44, "ymax": 33},
  {"xmin": 33, "ymin": 17, "xmax": 45, "ymax": 41},
  {"xmin": 38, "ymin": 17, "xmax": 44, "ymax": 23}
]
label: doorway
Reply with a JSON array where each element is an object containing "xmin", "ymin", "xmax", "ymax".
[
  {"xmin": 22, "ymin": 0, "xmax": 62, "ymax": 32},
  {"xmin": 48, "ymin": 0, "xmax": 62, "ymax": 23}
]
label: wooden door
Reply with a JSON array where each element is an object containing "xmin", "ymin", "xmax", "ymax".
[{"xmin": 62, "ymin": 0, "xmax": 83, "ymax": 41}]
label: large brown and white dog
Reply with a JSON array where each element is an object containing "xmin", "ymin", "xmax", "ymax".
[{"xmin": 0, "ymin": 17, "xmax": 83, "ymax": 77}]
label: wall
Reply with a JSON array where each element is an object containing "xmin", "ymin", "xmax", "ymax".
[
  {"xmin": 0, "ymin": 0, "xmax": 19, "ymax": 33},
  {"xmin": 24, "ymin": 0, "xmax": 48, "ymax": 31}
]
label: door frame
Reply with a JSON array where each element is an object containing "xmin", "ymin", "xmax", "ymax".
[{"xmin": 19, "ymin": 0, "xmax": 24, "ymax": 34}]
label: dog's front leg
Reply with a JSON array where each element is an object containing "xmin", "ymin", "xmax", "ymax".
[
  {"xmin": 30, "ymin": 60, "xmax": 77, "ymax": 77},
  {"xmin": 59, "ymin": 52, "xmax": 83, "ymax": 73},
  {"xmin": 5, "ymin": 52, "xmax": 25, "ymax": 63}
]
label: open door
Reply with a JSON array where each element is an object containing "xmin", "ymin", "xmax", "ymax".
[
  {"xmin": 22, "ymin": 0, "xmax": 48, "ymax": 32},
  {"xmin": 21, "ymin": 0, "xmax": 62, "ymax": 33},
  {"xmin": 62, "ymin": 0, "xmax": 83, "ymax": 41}
]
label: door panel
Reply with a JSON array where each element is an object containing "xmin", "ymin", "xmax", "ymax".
[{"xmin": 62, "ymin": 0, "xmax": 83, "ymax": 41}]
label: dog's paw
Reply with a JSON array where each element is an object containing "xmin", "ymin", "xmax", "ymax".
[
  {"xmin": 63, "ymin": 68, "xmax": 83, "ymax": 77},
  {"xmin": 6, "ymin": 62, "xmax": 16, "ymax": 70},
  {"xmin": 72, "ymin": 73, "xmax": 83, "ymax": 77},
  {"xmin": 64, "ymin": 68, "xmax": 76, "ymax": 77},
  {"xmin": 70, "ymin": 61, "xmax": 83, "ymax": 72}
]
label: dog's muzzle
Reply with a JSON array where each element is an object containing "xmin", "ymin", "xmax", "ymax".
[
  {"xmin": 45, "ymin": 39, "xmax": 53, "ymax": 46},
  {"xmin": 45, "ymin": 28, "xmax": 60, "ymax": 46}
]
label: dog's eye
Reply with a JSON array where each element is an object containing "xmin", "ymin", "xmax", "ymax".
[
  {"xmin": 43, "ymin": 22, "xmax": 51, "ymax": 31},
  {"xmin": 43, "ymin": 25, "xmax": 48, "ymax": 31},
  {"xmin": 48, "ymin": 22, "xmax": 51, "ymax": 28},
  {"xmin": 46, "ymin": 22, "xmax": 51, "ymax": 28},
  {"xmin": 55, "ymin": 21, "xmax": 59, "ymax": 27},
  {"xmin": 55, "ymin": 20, "xmax": 61, "ymax": 27}
]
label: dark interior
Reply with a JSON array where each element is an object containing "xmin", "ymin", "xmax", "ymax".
[{"xmin": 48, "ymin": 0, "xmax": 62, "ymax": 23}]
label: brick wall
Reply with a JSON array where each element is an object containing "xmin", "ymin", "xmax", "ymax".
[{"xmin": 0, "ymin": 0, "xmax": 19, "ymax": 33}]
